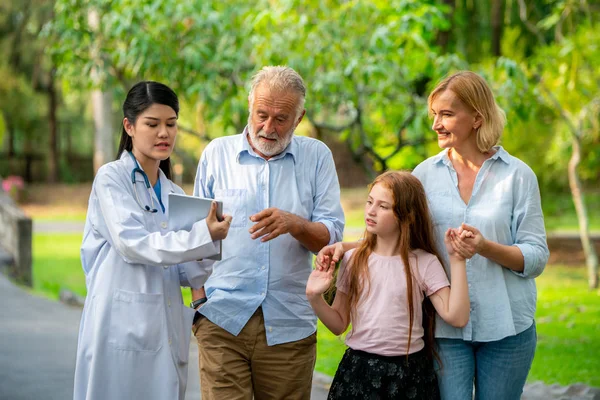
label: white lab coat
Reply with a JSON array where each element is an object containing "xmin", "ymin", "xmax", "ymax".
[{"xmin": 74, "ymin": 152, "xmax": 218, "ymax": 400}]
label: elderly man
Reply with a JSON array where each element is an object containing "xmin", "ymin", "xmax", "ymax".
[{"xmin": 191, "ymin": 66, "xmax": 345, "ymax": 399}]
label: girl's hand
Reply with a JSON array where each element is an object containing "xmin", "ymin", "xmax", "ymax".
[
  {"xmin": 445, "ymin": 228, "xmax": 473, "ymax": 261},
  {"xmin": 306, "ymin": 267, "xmax": 335, "ymax": 300},
  {"xmin": 455, "ymin": 223, "xmax": 486, "ymax": 257},
  {"xmin": 206, "ymin": 201, "xmax": 232, "ymax": 241},
  {"xmin": 315, "ymin": 242, "xmax": 345, "ymax": 271}
]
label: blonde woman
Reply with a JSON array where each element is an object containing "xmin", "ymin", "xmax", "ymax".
[{"xmin": 318, "ymin": 71, "xmax": 549, "ymax": 400}]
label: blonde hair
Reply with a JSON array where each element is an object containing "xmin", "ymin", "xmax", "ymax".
[{"xmin": 428, "ymin": 71, "xmax": 506, "ymax": 152}]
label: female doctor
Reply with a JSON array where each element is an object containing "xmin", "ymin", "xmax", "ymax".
[{"xmin": 73, "ymin": 81, "xmax": 232, "ymax": 400}]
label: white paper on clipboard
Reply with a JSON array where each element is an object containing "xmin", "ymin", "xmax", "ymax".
[{"xmin": 168, "ymin": 193, "xmax": 223, "ymax": 261}]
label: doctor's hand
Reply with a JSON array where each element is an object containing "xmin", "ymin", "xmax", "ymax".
[
  {"xmin": 249, "ymin": 207, "xmax": 298, "ymax": 242},
  {"xmin": 206, "ymin": 201, "xmax": 232, "ymax": 241}
]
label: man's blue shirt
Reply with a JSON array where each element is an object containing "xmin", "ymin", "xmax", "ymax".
[{"xmin": 194, "ymin": 128, "xmax": 345, "ymax": 345}]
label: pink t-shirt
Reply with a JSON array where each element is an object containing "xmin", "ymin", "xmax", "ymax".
[{"xmin": 337, "ymin": 248, "xmax": 449, "ymax": 356}]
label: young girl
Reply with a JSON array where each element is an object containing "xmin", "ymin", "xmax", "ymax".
[{"xmin": 306, "ymin": 171, "xmax": 470, "ymax": 399}]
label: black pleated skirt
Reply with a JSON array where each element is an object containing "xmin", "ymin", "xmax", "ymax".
[{"xmin": 327, "ymin": 347, "xmax": 440, "ymax": 400}]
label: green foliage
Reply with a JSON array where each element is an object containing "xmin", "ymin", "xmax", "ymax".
[
  {"xmin": 542, "ymin": 189, "xmax": 600, "ymax": 232},
  {"xmin": 532, "ymin": 19, "xmax": 600, "ymax": 183},
  {"xmin": 248, "ymin": 0, "xmax": 462, "ymax": 172},
  {"xmin": 50, "ymin": 0, "xmax": 258, "ymax": 131},
  {"xmin": 0, "ymin": 113, "xmax": 4, "ymax": 144},
  {"xmin": 0, "ymin": 64, "xmax": 48, "ymax": 149},
  {"xmin": 49, "ymin": 0, "xmax": 465, "ymax": 173},
  {"xmin": 0, "ymin": 0, "xmax": 595, "ymax": 190}
]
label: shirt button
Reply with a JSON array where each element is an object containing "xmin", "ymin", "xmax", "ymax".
[
  {"xmin": 168, "ymin": 299, "xmax": 171, "ymax": 307},
  {"xmin": 261, "ymin": 266, "xmax": 266, "ymax": 270},
  {"xmin": 261, "ymin": 292, "xmax": 265, "ymax": 296},
  {"xmin": 268, "ymin": 327, "xmax": 273, "ymax": 333},
  {"xmin": 161, "ymin": 222, "xmax": 167, "ymax": 229},
  {"xmin": 168, "ymin": 338, "xmax": 172, "ymax": 345}
]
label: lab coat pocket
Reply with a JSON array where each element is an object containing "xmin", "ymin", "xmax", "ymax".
[
  {"xmin": 214, "ymin": 189, "xmax": 247, "ymax": 228},
  {"xmin": 108, "ymin": 289, "xmax": 164, "ymax": 353}
]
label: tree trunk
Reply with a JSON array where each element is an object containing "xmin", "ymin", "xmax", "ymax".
[
  {"xmin": 568, "ymin": 134, "xmax": 599, "ymax": 289},
  {"xmin": 491, "ymin": 0, "xmax": 504, "ymax": 57},
  {"xmin": 89, "ymin": 9, "xmax": 114, "ymax": 173},
  {"xmin": 3, "ymin": 111, "xmax": 15, "ymax": 158},
  {"xmin": 47, "ymin": 68, "xmax": 59, "ymax": 183},
  {"xmin": 91, "ymin": 90, "xmax": 114, "ymax": 173}
]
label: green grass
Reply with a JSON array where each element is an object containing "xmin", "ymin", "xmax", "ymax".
[
  {"xmin": 540, "ymin": 190, "xmax": 600, "ymax": 232},
  {"xmin": 529, "ymin": 266, "xmax": 600, "ymax": 386},
  {"xmin": 34, "ymin": 212, "xmax": 87, "ymax": 222},
  {"xmin": 33, "ymin": 233, "xmax": 86, "ymax": 298},
  {"xmin": 32, "ymin": 233, "xmax": 196, "ymax": 304},
  {"xmin": 315, "ymin": 266, "xmax": 600, "ymax": 386},
  {"xmin": 31, "ymin": 234, "xmax": 600, "ymax": 386}
]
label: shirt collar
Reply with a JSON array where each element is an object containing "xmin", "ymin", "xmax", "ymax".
[
  {"xmin": 120, "ymin": 150, "xmax": 138, "ymax": 171},
  {"xmin": 489, "ymin": 145, "xmax": 510, "ymax": 164},
  {"xmin": 237, "ymin": 126, "xmax": 297, "ymax": 163},
  {"xmin": 119, "ymin": 150, "xmax": 168, "ymax": 187},
  {"xmin": 433, "ymin": 145, "xmax": 510, "ymax": 166}
]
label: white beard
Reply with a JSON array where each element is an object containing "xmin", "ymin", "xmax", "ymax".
[{"xmin": 247, "ymin": 122, "xmax": 294, "ymax": 157}]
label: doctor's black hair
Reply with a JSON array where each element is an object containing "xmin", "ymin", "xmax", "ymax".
[{"xmin": 116, "ymin": 81, "xmax": 180, "ymax": 179}]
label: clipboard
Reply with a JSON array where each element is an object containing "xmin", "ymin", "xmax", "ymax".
[{"xmin": 168, "ymin": 193, "xmax": 223, "ymax": 261}]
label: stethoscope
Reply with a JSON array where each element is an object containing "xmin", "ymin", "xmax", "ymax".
[{"xmin": 128, "ymin": 151, "xmax": 159, "ymax": 213}]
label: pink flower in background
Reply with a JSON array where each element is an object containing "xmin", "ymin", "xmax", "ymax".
[{"xmin": 2, "ymin": 176, "xmax": 25, "ymax": 193}]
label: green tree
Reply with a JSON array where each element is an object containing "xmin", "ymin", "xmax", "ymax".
[
  {"xmin": 239, "ymin": 0, "xmax": 463, "ymax": 175},
  {"xmin": 50, "ymin": 0, "xmax": 465, "ymax": 176},
  {"xmin": 527, "ymin": 2, "xmax": 599, "ymax": 289},
  {"xmin": 0, "ymin": 0, "xmax": 59, "ymax": 182}
]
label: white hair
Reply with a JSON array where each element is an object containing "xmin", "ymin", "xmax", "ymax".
[{"xmin": 248, "ymin": 66, "xmax": 306, "ymax": 119}]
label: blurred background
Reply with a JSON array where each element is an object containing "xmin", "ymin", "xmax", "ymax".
[{"xmin": 0, "ymin": 0, "xmax": 598, "ymax": 390}]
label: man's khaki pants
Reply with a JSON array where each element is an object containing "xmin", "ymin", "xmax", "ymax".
[{"xmin": 193, "ymin": 308, "xmax": 317, "ymax": 400}]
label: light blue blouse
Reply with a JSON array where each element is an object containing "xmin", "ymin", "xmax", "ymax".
[{"xmin": 412, "ymin": 146, "xmax": 549, "ymax": 342}]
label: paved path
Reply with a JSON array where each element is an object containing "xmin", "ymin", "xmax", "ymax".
[
  {"xmin": 33, "ymin": 221, "xmax": 85, "ymax": 234},
  {"xmin": 0, "ymin": 271, "xmax": 328, "ymax": 400}
]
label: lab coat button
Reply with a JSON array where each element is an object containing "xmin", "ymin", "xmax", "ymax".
[{"xmin": 161, "ymin": 222, "xmax": 168, "ymax": 229}]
